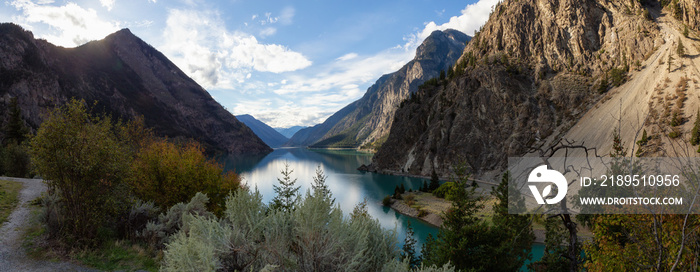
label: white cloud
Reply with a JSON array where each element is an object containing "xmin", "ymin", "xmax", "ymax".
[
  {"xmin": 278, "ymin": 6, "xmax": 294, "ymax": 25},
  {"xmin": 404, "ymin": 0, "xmax": 499, "ymax": 49},
  {"xmin": 160, "ymin": 9, "xmax": 311, "ymax": 89},
  {"xmin": 259, "ymin": 27, "xmax": 277, "ymax": 37},
  {"xmin": 100, "ymin": 0, "xmax": 115, "ymax": 10},
  {"xmin": 336, "ymin": 52, "xmax": 358, "ymax": 61},
  {"xmin": 148, "ymin": 0, "xmax": 156, "ymax": 3},
  {"xmin": 10, "ymin": 0, "xmax": 121, "ymax": 47}
]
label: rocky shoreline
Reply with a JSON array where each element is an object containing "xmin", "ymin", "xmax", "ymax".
[{"xmin": 389, "ymin": 201, "xmax": 443, "ymax": 227}]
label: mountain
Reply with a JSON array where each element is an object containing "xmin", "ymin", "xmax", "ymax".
[
  {"xmin": 274, "ymin": 126, "xmax": 306, "ymax": 139},
  {"xmin": 0, "ymin": 23, "xmax": 271, "ymax": 155},
  {"xmin": 236, "ymin": 114, "xmax": 288, "ymax": 148},
  {"xmin": 370, "ymin": 0, "xmax": 678, "ymax": 177},
  {"xmin": 285, "ymin": 29, "xmax": 470, "ymax": 148}
]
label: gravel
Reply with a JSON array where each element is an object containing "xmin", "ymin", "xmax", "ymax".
[{"xmin": 0, "ymin": 177, "xmax": 98, "ymax": 272}]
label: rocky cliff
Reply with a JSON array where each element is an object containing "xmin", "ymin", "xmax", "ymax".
[
  {"xmin": 0, "ymin": 23, "xmax": 271, "ymax": 155},
  {"xmin": 286, "ymin": 29, "xmax": 469, "ymax": 148},
  {"xmin": 371, "ymin": 0, "xmax": 664, "ymax": 176}
]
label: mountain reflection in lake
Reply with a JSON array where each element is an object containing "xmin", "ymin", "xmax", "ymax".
[{"xmin": 220, "ymin": 148, "xmax": 438, "ymax": 253}]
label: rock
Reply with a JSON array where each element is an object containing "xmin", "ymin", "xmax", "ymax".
[{"xmin": 371, "ymin": 0, "xmax": 662, "ymax": 176}]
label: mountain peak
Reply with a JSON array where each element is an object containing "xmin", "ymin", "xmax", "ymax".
[{"xmin": 416, "ymin": 29, "xmax": 470, "ymax": 61}]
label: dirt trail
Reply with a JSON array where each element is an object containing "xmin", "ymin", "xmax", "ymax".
[
  {"xmin": 560, "ymin": 11, "xmax": 700, "ymax": 157},
  {"xmin": 0, "ymin": 177, "xmax": 96, "ymax": 272}
]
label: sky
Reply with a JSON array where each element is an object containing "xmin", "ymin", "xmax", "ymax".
[{"xmin": 3, "ymin": 0, "xmax": 499, "ymax": 128}]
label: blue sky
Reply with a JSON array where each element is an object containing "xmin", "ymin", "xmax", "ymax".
[{"xmin": 4, "ymin": 0, "xmax": 498, "ymax": 128}]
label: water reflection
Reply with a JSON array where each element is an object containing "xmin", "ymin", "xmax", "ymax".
[{"xmin": 221, "ymin": 148, "xmax": 438, "ymax": 252}]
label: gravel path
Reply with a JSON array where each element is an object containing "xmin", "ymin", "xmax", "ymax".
[{"xmin": 0, "ymin": 177, "xmax": 97, "ymax": 272}]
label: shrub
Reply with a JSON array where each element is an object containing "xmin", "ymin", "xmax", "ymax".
[
  {"xmin": 162, "ymin": 188, "xmax": 398, "ymax": 271},
  {"xmin": 404, "ymin": 194, "xmax": 416, "ymax": 206},
  {"xmin": 432, "ymin": 182, "xmax": 457, "ymax": 200},
  {"xmin": 29, "ymin": 99, "xmax": 132, "ymax": 245},
  {"xmin": 669, "ymin": 129, "xmax": 682, "ymax": 139},
  {"xmin": 128, "ymin": 139, "xmax": 240, "ymax": 215},
  {"xmin": 417, "ymin": 208, "xmax": 429, "ymax": 217},
  {"xmin": 383, "ymin": 195, "xmax": 392, "ymax": 206},
  {"xmin": 1, "ymin": 143, "xmax": 31, "ymax": 178},
  {"xmin": 609, "ymin": 66, "xmax": 628, "ymax": 87},
  {"xmin": 138, "ymin": 192, "xmax": 213, "ymax": 248}
]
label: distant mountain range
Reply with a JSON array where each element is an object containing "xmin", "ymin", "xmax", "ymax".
[
  {"xmin": 236, "ymin": 115, "xmax": 288, "ymax": 148},
  {"xmin": 274, "ymin": 126, "xmax": 306, "ymax": 139},
  {"xmin": 285, "ymin": 29, "xmax": 469, "ymax": 149},
  {"xmin": 0, "ymin": 23, "xmax": 271, "ymax": 155}
]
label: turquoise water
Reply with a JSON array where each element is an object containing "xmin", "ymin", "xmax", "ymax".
[{"xmin": 221, "ymin": 147, "xmax": 544, "ymax": 265}]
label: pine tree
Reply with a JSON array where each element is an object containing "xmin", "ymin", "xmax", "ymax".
[
  {"xmin": 490, "ymin": 172, "xmax": 535, "ymax": 271},
  {"xmin": 677, "ymin": 39, "xmax": 685, "ymax": 58},
  {"xmin": 421, "ymin": 180, "xmax": 429, "ymax": 192},
  {"xmin": 311, "ymin": 164, "xmax": 334, "ymax": 205},
  {"xmin": 393, "ymin": 185, "xmax": 402, "ymax": 199},
  {"xmin": 691, "ymin": 111, "xmax": 700, "ymax": 146},
  {"xmin": 610, "ymin": 128, "xmax": 627, "ymax": 157},
  {"xmin": 3, "ymin": 97, "xmax": 29, "ymax": 145},
  {"xmin": 400, "ymin": 183, "xmax": 406, "ymax": 194},
  {"xmin": 401, "ymin": 220, "xmax": 421, "ymax": 268},
  {"xmin": 421, "ymin": 163, "xmax": 491, "ymax": 270},
  {"xmin": 271, "ymin": 162, "xmax": 300, "ymax": 211},
  {"xmin": 429, "ymin": 169, "xmax": 440, "ymax": 192}
]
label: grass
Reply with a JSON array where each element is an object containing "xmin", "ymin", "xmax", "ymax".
[
  {"xmin": 0, "ymin": 179, "xmax": 23, "ymax": 224},
  {"xmin": 21, "ymin": 195, "xmax": 160, "ymax": 271},
  {"xmin": 75, "ymin": 240, "xmax": 160, "ymax": 272}
]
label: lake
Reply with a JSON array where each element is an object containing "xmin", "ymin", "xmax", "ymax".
[{"xmin": 222, "ymin": 147, "xmax": 543, "ymax": 267}]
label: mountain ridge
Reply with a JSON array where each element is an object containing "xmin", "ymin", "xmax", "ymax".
[
  {"xmin": 285, "ymin": 29, "xmax": 470, "ymax": 148},
  {"xmin": 0, "ymin": 23, "xmax": 271, "ymax": 155},
  {"xmin": 236, "ymin": 114, "xmax": 288, "ymax": 148}
]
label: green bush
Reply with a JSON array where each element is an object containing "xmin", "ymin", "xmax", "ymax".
[
  {"xmin": 609, "ymin": 66, "xmax": 628, "ymax": 87},
  {"xmin": 161, "ymin": 189, "xmax": 399, "ymax": 271},
  {"xmin": 383, "ymin": 195, "xmax": 392, "ymax": 206},
  {"xmin": 669, "ymin": 129, "xmax": 682, "ymax": 139},
  {"xmin": 138, "ymin": 192, "xmax": 213, "ymax": 248},
  {"xmin": 432, "ymin": 182, "xmax": 456, "ymax": 200},
  {"xmin": 0, "ymin": 143, "xmax": 30, "ymax": 178},
  {"xmin": 29, "ymin": 99, "xmax": 132, "ymax": 245}
]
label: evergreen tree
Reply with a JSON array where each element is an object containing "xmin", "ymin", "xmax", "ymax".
[
  {"xmin": 271, "ymin": 162, "xmax": 300, "ymax": 211},
  {"xmin": 691, "ymin": 111, "xmax": 700, "ymax": 146},
  {"xmin": 393, "ymin": 185, "xmax": 402, "ymax": 199},
  {"xmin": 401, "ymin": 220, "xmax": 421, "ymax": 268},
  {"xmin": 422, "ymin": 180, "xmax": 429, "ymax": 192},
  {"xmin": 3, "ymin": 97, "xmax": 29, "ymax": 145},
  {"xmin": 311, "ymin": 164, "xmax": 334, "ymax": 205},
  {"xmin": 429, "ymin": 169, "xmax": 440, "ymax": 192},
  {"xmin": 677, "ymin": 39, "xmax": 685, "ymax": 58},
  {"xmin": 439, "ymin": 70, "xmax": 446, "ymax": 81},
  {"xmin": 490, "ymin": 172, "xmax": 534, "ymax": 271},
  {"xmin": 421, "ymin": 163, "xmax": 492, "ymax": 270}
]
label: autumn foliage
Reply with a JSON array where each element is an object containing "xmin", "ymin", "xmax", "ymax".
[{"xmin": 129, "ymin": 139, "xmax": 240, "ymax": 215}]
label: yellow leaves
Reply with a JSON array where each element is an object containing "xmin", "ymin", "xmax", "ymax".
[{"xmin": 128, "ymin": 139, "xmax": 241, "ymax": 215}]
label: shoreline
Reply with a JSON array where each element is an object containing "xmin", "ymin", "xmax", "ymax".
[{"xmin": 389, "ymin": 200, "xmax": 443, "ymax": 228}]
